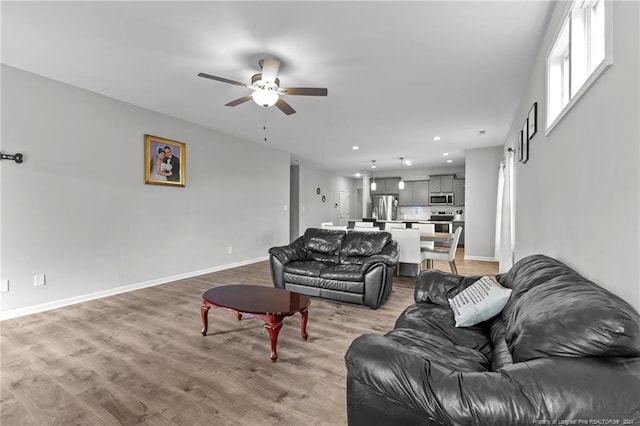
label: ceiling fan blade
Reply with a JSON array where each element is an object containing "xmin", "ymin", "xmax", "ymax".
[
  {"xmin": 275, "ymin": 98, "xmax": 296, "ymax": 115},
  {"xmin": 260, "ymin": 59, "xmax": 280, "ymax": 85},
  {"xmin": 225, "ymin": 95, "xmax": 253, "ymax": 107},
  {"xmin": 198, "ymin": 72, "xmax": 248, "ymax": 88},
  {"xmin": 280, "ymin": 87, "xmax": 328, "ymax": 96}
]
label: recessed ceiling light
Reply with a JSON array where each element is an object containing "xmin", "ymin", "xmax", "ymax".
[
  {"xmin": 355, "ymin": 172, "xmax": 362, "ymax": 177},
  {"xmin": 352, "ymin": 146, "xmax": 359, "ymax": 150},
  {"xmin": 433, "ymin": 136, "xmax": 441, "ymax": 141},
  {"xmin": 442, "ymin": 152, "xmax": 449, "ymax": 156},
  {"xmin": 405, "ymin": 160, "xmax": 412, "ymax": 166},
  {"xmin": 446, "ymin": 159, "xmax": 453, "ymax": 163}
]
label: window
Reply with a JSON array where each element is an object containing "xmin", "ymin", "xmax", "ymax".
[{"xmin": 546, "ymin": 0, "xmax": 612, "ymax": 132}]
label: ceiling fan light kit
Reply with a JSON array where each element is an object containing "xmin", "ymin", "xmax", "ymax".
[
  {"xmin": 198, "ymin": 58, "xmax": 327, "ymax": 116},
  {"xmin": 252, "ymin": 88, "xmax": 279, "ymax": 107}
]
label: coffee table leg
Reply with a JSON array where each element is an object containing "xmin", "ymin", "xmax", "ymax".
[
  {"xmin": 300, "ymin": 309, "xmax": 309, "ymax": 341},
  {"xmin": 264, "ymin": 316, "xmax": 283, "ymax": 362},
  {"xmin": 201, "ymin": 302, "xmax": 210, "ymax": 336}
]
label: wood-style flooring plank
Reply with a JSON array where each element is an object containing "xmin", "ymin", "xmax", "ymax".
[{"xmin": 1, "ymin": 249, "xmax": 497, "ymax": 425}]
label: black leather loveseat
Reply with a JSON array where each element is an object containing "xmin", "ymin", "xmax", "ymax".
[
  {"xmin": 269, "ymin": 228, "xmax": 399, "ymax": 309},
  {"xmin": 345, "ymin": 254, "xmax": 640, "ymax": 425}
]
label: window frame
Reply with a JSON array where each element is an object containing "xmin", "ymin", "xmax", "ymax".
[{"xmin": 545, "ymin": 0, "xmax": 614, "ymax": 135}]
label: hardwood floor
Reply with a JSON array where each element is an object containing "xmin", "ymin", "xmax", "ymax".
[{"xmin": 1, "ymin": 250, "xmax": 497, "ymax": 425}]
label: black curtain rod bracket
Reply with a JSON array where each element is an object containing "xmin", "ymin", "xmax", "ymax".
[{"xmin": 0, "ymin": 152, "xmax": 24, "ymax": 164}]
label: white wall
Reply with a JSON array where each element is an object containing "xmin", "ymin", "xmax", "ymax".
[
  {"xmin": 464, "ymin": 147, "xmax": 503, "ymax": 260},
  {"xmin": 506, "ymin": 1, "xmax": 640, "ymax": 309},
  {"xmin": 293, "ymin": 164, "xmax": 357, "ymax": 238},
  {"xmin": 0, "ymin": 66, "xmax": 291, "ymax": 317}
]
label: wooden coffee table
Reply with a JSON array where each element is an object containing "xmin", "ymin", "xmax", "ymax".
[{"xmin": 201, "ymin": 285, "xmax": 310, "ymax": 362}]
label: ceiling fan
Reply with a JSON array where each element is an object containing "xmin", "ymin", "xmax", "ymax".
[{"xmin": 198, "ymin": 58, "xmax": 327, "ymax": 116}]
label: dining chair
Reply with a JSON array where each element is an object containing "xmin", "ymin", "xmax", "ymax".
[
  {"xmin": 321, "ymin": 222, "xmax": 334, "ymax": 229},
  {"xmin": 354, "ymin": 221, "xmax": 374, "ymax": 228},
  {"xmin": 421, "ymin": 226, "xmax": 463, "ymax": 274},
  {"xmin": 384, "ymin": 222, "xmax": 406, "ymax": 231},
  {"xmin": 390, "ymin": 228, "xmax": 428, "ymax": 276},
  {"xmin": 351, "ymin": 226, "xmax": 381, "ymax": 232},
  {"xmin": 411, "ymin": 223, "xmax": 435, "ymax": 251},
  {"xmin": 323, "ymin": 225, "xmax": 348, "ymax": 231}
]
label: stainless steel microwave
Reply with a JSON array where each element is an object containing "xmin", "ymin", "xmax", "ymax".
[{"xmin": 429, "ymin": 193, "xmax": 454, "ymax": 205}]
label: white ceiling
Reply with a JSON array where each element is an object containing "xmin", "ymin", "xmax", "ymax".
[{"xmin": 1, "ymin": 1, "xmax": 554, "ymax": 177}]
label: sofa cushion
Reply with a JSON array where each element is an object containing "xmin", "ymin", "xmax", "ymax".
[
  {"xmin": 394, "ymin": 303, "xmax": 492, "ymax": 356},
  {"xmin": 283, "ymin": 260, "xmax": 331, "ymax": 277},
  {"xmin": 448, "ymin": 276, "xmax": 512, "ymax": 327},
  {"xmin": 303, "ymin": 228, "xmax": 345, "ymax": 255},
  {"xmin": 385, "ymin": 328, "xmax": 490, "ymax": 372},
  {"xmin": 340, "ymin": 231, "xmax": 392, "ymax": 257},
  {"xmin": 501, "ymin": 255, "xmax": 640, "ymax": 361},
  {"xmin": 320, "ymin": 264, "xmax": 364, "ymax": 282},
  {"xmin": 489, "ymin": 317, "xmax": 513, "ymax": 370},
  {"xmin": 284, "ymin": 272, "xmax": 365, "ymax": 294}
]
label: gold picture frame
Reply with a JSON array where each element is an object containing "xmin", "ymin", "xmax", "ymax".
[{"xmin": 144, "ymin": 134, "xmax": 186, "ymax": 187}]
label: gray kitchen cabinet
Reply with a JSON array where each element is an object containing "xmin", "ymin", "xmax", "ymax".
[
  {"xmin": 413, "ymin": 180, "xmax": 429, "ymax": 205},
  {"xmin": 398, "ymin": 180, "xmax": 429, "ymax": 206},
  {"xmin": 453, "ymin": 178, "xmax": 465, "ymax": 205},
  {"xmin": 398, "ymin": 181, "xmax": 414, "ymax": 206},
  {"xmin": 429, "ymin": 175, "xmax": 454, "ymax": 193},
  {"xmin": 384, "ymin": 178, "xmax": 401, "ymax": 194},
  {"xmin": 370, "ymin": 178, "xmax": 383, "ymax": 195},
  {"xmin": 371, "ymin": 178, "xmax": 401, "ymax": 195}
]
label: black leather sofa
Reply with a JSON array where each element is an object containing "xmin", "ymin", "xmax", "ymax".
[
  {"xmin": 269, "ymin": 228, "xmax": 399, "ymax": 309},
  {"xmin": 345, "ymin": 254, "xmax": 640, "ymax": 425}
]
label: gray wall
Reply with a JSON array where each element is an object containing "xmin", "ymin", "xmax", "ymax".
[
  {"xmin": 464, "ymin": 147, "xmax": 503, "ymax": 260},
  {"xmin": 507, "ymin": 1, "xmax": 640, "ymax": 309},
  {"xmin": 292, "ymin": 164, "xmax": 357, "ymax": 238},
  {"xmin": 1, "ymin": 66, "xmax": 291, "ymax": 317}
]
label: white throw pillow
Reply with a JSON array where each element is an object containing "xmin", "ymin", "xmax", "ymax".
[{"xmin": 448, "ymin": 276, "xmax": 512, "ymax": 327}]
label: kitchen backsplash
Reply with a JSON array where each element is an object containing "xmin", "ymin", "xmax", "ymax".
[{"xmin": 398, "ymin": 206, "xmax": 464, "ymax": 220}]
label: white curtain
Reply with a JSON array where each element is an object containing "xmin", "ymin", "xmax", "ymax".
[{"xmin": 495, "ymin": 153, "xmax": 515, "ymax": 272}]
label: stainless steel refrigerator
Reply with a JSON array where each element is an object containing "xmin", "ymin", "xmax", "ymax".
[{"xmin": 372, "ymin": 195, "xmax": 398, "ymax": 221}]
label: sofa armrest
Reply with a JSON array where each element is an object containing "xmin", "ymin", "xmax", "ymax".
[
  {"xmin": 360, "ymin": 240, "xmax": 399, "ymax": 272},
  {"xmin": 414, "ymin": 270, "xmax": 481, "ymax": 306},
  {"xmin": 268, "ymin": 236, "xmax": 306, "ymax": 264},
  {"xmin": 345, "ymin": 334, "xmax": 640, "ymax": 424}
]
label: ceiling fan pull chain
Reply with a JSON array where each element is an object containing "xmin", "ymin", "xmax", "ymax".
[{"xmin": 263, "ymin": 108, "xmax": 268, "ymax": 142}]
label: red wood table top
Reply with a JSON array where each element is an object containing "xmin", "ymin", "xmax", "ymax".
[{"xmin": 202, "ymin": 285, "xmax": 310, "ymax": 315}]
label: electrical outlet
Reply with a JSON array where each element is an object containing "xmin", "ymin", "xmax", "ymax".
[
  {"xmin": 34, "ymin": 273, "xmax": 46, "ymax": 287},
  {"xmin": 227, "ymin": 246, "xmax": 233, "ymax": 254},
  {"xmin": 0, "ymin": 280, "xmax": 8, "ymax": 293}
]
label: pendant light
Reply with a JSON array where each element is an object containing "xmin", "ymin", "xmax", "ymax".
[
  {"xmin": 398, "ymin": 157, "xmax": 405, "ymax": 190},
  {"xmin": 370, "ymin": 160, "xmax": 377, "ymax": 191}
]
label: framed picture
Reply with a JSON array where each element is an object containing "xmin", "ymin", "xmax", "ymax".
[
  {"xmin": 528, "ymin": 102, "xmax": 537, "ymax": 140},
  {"xmin": 522, "ymin": 119, "xmax": 529, "ymax": 163},
  {"xmin": 144, "ymin": 134, "xmax": 186, "ymax": 186},
  {"xmin": 518, "ymin": 131, "xmax": 524, "ymax": 162}
]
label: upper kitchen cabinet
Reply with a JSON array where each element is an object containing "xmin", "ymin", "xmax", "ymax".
[
  {"xmin": 398, "ymin": 180, "xmax": 429, "ymax": 206},
  {"xmin": 371, "ymin": 177, "xmax": 402, "ymax": 195},
  {"xmin": 398, "ymin": 181, "xmax": 413, "ymax": 206},
  {"xmin": 413, "ymin": 180, "xmax": 429, "ymax": 205},
  {"xmin": 370, "ymin": 179, "xmax": 383, "ymax": 195},
  {"xmin": 453, "ymin": 178, "xmax": 465, "ymax": 206},
  {"xmin": 429, "ymin": 175, "xmax": 454, "ymax": 193},
  {"xmin": 384, "ymin": 178, "xmax": 401, "ymax": 194}
]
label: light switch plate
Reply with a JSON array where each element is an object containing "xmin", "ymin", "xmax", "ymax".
[{"xmin": 0, "ymin": 280, "xmax": 8, "ymax": 293}]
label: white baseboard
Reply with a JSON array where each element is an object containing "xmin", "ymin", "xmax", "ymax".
[
  {"xmin": 0, "ymin": 256, "xmax": 269, "ymax": 321},
  {"xmin": 463, "ymin": 255, "xmax": 498, "ymax": 262}
]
